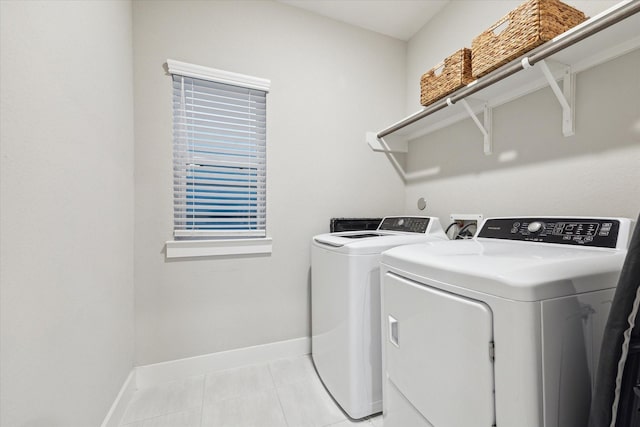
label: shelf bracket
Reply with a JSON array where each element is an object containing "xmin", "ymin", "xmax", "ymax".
[
  {"xmin": 526, "ymin": 58, "xmax": 575, "ymax": 137},
  {"xmin": 366, "ymin": 132, "xmax": 408, "ymax": 153},
  {"xmin": 453, "ymin": 98, "xmax": 493, "ymax": 155}
]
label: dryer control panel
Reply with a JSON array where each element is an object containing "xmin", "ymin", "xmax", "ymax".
[
  {"xmin": 379, "ymin": 217, "xmax": 431, "ymax": 234},
  {"xmin": 477, "ymin": 218, "xmax": 620, "ymax": 248}
]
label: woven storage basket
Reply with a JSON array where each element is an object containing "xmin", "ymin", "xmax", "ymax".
[
  {"xmin": 471, "ymin": 0, "xmax": 587, "ymax": 78},
  {"xmin": 420, "ymin": 48, "xmax": 473, "ymax": 107}
]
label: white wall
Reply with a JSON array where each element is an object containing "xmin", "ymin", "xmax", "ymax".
[
  {"xmin": 0, "ymin": 1, "xmax": 135, "ymax": 426},
  {"xmin": 403, "ymin": 1, "xmax": 640, "ymax": 225},
  {"xmin": 133, "ymin": 0, "xmax": 406, "ymax": 365}
]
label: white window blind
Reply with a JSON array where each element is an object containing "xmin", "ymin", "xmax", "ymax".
[{"xmin": 169, "ymin": 61, "xmax": 268, "ymax": 238}]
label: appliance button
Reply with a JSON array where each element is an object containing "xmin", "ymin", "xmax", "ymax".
[{"xmin": 527, "ymin": 222, "xmax": 544, "ymax": 233}]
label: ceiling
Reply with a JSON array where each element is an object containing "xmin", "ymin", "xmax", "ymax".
[{"xmin": 277, "ymin": 0, "xmax": 450, "ymax": 41}]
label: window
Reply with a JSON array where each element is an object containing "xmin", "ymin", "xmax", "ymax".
[{"xmin": 167, "ymin": 60, "xmax": 270, "ymax": 240}]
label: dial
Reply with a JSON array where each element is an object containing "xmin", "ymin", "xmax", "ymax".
[{"xmin": 527, "ymin": 221, "xmax": 544, "ymax": 233}]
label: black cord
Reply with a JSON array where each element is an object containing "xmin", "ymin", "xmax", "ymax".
[
  {"xmin": 445, "ymin": 221, "xmax": 461, "ymax": 235},
  {"xmin": 456, "ymin": 222, "xmax": 477, "ymax": 239}
]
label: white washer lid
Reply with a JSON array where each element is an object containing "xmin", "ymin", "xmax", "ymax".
[
  {"xmin": 313, "ymin": 231, "xmax": 447, "ymax": 255},
  {"xmin": 381, "ymin": 239, "xmax": 628, "ymax": 301},
  {"xmin": 312, "ymin": 216, "xmax": 448, "ymax": 255}
]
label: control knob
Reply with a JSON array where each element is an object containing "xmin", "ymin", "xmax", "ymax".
[{"xmin": 527, "ymin": 221, "xmax": 545, "ymax": 233}]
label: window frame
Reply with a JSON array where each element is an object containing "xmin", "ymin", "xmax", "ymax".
[{"xmin": 165, "ymin": 59, "xmax": 271, "ymax": 258}]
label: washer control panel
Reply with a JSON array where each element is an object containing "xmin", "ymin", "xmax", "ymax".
[
  {"xmin": 379, "ymin": 216, "xmax": 431, "ymax": 234},
  {"xmin": 477, "ymin": 218, "xmax": 620, "ymax": 248}
]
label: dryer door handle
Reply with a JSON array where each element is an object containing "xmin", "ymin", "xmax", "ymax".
[{"xmin": 388, "ymin": 315, "xmax": 399, "ymax": 347}]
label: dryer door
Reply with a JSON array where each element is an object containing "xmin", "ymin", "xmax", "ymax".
[{"xmin": 383, "ymin": 272, "xmax": 495, "ymax": 427}]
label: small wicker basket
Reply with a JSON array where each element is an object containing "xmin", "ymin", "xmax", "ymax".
[
  {"xmin": 420, "ymin": 48, "xmax": 473, "ymax": 107},
  {"xmin": 471, "ymin": 0, "xmax": 587, "ymax": 78}
]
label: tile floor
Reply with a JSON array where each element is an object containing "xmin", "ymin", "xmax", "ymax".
[{"xmin": 119, "ymin": 355, "xmax": 383, "ymax": 427}]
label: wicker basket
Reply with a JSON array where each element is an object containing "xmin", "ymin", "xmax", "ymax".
[
  {"xmin": 420, "ymin": 48, "xmax": 473, "ymax": 107},
  {"xmin": 471, "ymin": 0, "xmax": 587, "ymax": 78}
]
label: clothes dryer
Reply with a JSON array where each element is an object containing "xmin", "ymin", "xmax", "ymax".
[
  {"xmin": 312, "ymin": 216, "xmax": 447, "ymax": 419},
  {"xmin": 380, "ymin": 217, "xmax": 633, "ymax": 427}
]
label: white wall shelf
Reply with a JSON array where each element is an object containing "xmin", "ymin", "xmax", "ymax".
[{"xmin": 367, "ymin": 0, "xmax": 640, "ymax": 157}]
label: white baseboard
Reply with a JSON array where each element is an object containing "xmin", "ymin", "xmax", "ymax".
[
  {"xmin": 101, "ymin": 337, "xmax": 310, "ymax": 425},
  {"xmin": 101, "ymin": 369, "xmax": 136, "ymax": 427},
  {"xmin": 136, "ymin": 336, "xmax": 311, "ymax": 388}
]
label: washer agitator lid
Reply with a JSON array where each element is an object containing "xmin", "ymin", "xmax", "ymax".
[{"xmin": 381, "ymin": 216, "xmax": 633, "ymax": 302}]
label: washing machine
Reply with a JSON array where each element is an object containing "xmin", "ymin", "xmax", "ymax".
[
  {"xmin": 380, "ymin": 216, "xmax": 633, "ymax": 427},
  {"xmin": 312, "ymin": 216, "xmax": 448, "ymax": 419}
]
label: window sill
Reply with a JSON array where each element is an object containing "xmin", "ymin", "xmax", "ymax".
[{"xmin": 165, "ymin": 238, "xmax": 273, "ymax": 259}]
